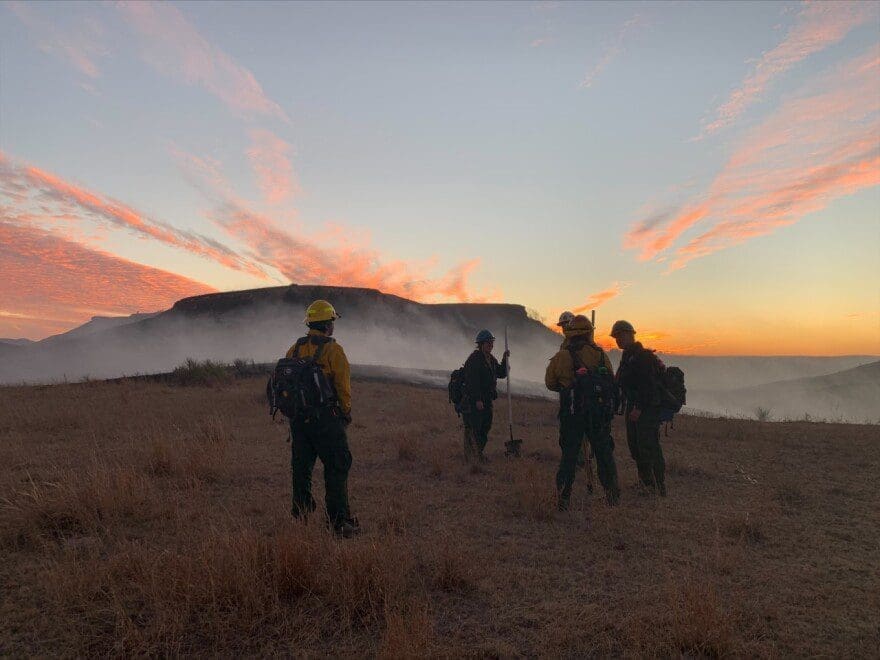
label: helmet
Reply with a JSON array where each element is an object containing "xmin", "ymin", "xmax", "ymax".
[
  {"xmin": 610, "ymin": 319, "xmax": 635, "ymax": 338},
  {"xmin": 556, "ymin": 311, "xmax": 575, "ymax": 327},
  {"xmin": 568, "ymin": 315, "xmax": 593, "ymax": 332},
  {"xmin": 475, "ymin": 329, "xmax": 495, "ymax": 344},
  {"xmin": 304, "ymin": 300, "xmax": 339, "ymax": 324},
  {"xmin": 566, "ymin": 315, "xmax": 594, "ymax": 336}
]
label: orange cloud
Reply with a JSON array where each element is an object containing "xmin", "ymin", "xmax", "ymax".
[
  {"xmin": 702, "ymin": 1, "xmax": 877, "ymax": 136},
  {"xmin": 626, "ymin": 44, "xmax": 880, "ymax": 269},
  {"xmin": 670, "ymin": 151, "xmax": 880, "ymax": 270},
  {"xmin": 0, "ymin": 153, "xmax": 267, "ymax": 279},
  {"xmin": 572, "ymin": 282, "xmax": 626, "ymax": 313},
  {"xmin": 174, "ymin": 148, "xmax": 497, "ymax": 302},
  {"xmin": 117, "ymin": 1, "xmax": 287, "ymax": 121},
  {"xmin": 0, "ymin": 221, "xmax": 215, "ymax": 339},
  {"xmin": 213, "ymin": 202, "xmax": 491, "ymax": 302},
  {"xmin": 247, "ymin": 129, "xmax": 296, "ymax": 205}
]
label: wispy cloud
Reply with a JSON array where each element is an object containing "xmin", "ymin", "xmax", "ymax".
[
  {"xmin": 0, "ymin": 152, "xmax": 267, "ymax": 279},
  {"xmin": 247, "ymin": 129, "xmax": 296, "ymax": 205},
  {"xmin": 579, "ymin": 14, "xmax": 645, "ymax": 89},
  {"xmin": 625, "ymin": 45, "xmax": 880, "ymax": 270},
  {"xmin": 572, "ymin": 282, "xmax": 627, "ymax": 313},
  {"xmin": 174, "ymin": 148, "xmax": 497, "ymax": 303},
  {"xmin": 6, "ymin": 1, "xmax": 107, "ymax": 79},
  {"xmin": 0, "ymin": 220, "xmax": 215, "ymax": 338},
  {"xmin": 117, "ymin": 0, "xmax": 287, "ymax": 121},
  {"xmin": 701, "ymin": 1, "xmax": 878, "ymax": 136}
]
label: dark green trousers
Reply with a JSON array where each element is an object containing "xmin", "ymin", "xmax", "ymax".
[
  {"xmin": 463, "ymin": 405, "xmax": 493, "ymax": 459},
  {"xmin": 290, "ymin": 415, "xmax": 352, "ymax": 525},
  {"xmin": 557, "ymin": 413, "xmax": 619, "ymax": 499},
  {"xmin": 625, "ymin": 406, "xmax": 665, "ymax": 489}
]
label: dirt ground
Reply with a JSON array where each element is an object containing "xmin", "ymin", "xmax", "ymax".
[{"xmin": 1, "ymin": 375, "xmax": 878, "ymax": 657}]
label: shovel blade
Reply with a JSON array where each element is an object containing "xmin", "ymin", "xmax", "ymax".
[{"xmin": 504, "ymin": 438, "xmax": 522, "ymax": 457}]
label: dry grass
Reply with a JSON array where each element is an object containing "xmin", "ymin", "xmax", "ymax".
[{"xmin": 1, "ymin": 375, "xmax": 879, "ymax": 656}]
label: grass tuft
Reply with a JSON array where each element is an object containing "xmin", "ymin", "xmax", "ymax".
[{"xmin": 170, "ymin": 359, "xmax": 232, "ymax": 387}]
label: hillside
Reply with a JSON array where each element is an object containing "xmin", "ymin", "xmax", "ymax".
[
  {"xmin": 0, "ymin": 338, "xmax": 34, "ymax": 347},
  {"xmin": 36, "ymin": 312, "xmax": 159, "ymax": 346},
  {"xmin": 0, "ymin": 285, "xmax": 560, "ymax": 385},
  {"xmin": 690, "ymin": 360, "xmax": 880, "ymax": 423},
  {"xmin": 1, "ymin": 375, "xmax": 878, "ymax": 656}
]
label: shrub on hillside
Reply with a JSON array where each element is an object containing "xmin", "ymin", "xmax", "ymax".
[{"xmin": 170, "ymin": 359, "xmax": 232, "ymax": 387}]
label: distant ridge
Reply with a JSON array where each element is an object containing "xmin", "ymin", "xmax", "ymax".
[{"xmin": 689, "ymin": 360, "xmax": 880, "ymax": 423}]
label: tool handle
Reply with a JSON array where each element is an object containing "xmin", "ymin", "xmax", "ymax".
[{"xmin": 505, "ymin": 326, "xmax": 513, "ymax": 429}]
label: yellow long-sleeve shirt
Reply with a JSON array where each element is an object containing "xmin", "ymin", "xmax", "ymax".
[
  {"xmin": 545, "ymin": 341, "xmax": 613, "ymax": 392},
  {"xmin": 285, "ymin": 329, "xmax": 352, "ymax": 415}
]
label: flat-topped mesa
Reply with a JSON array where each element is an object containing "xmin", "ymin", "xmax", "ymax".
[
  {"xmin": 171, "ymin": 284, "xmax": 415, "ymax": 316},
  {"xmin": 168, "ymin": 284, "xmax": 538, "ymax": 327}
]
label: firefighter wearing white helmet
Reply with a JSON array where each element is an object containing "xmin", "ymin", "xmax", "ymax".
[
  {"xmin": 557, "ymin": 311, "xmax": 575, "ymax": 328},
  {"xmin": 283, "ymin": 299, "xmax": 359, "ymax": 537}
]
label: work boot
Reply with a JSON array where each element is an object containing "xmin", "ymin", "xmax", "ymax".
[
  {"xmin": 657, "ymin": 482, "xmax": 667, "ymax": 497},
  {"xmin": 479, "ymin": 452, "xmax": 491, "ymax": 464},
  {"xmin": 331, "ymin": 517, "xmax": 361, "ymax": 538},
  {"xmin": 557, "ymin": 495, "xmax": 570, "ymax": 512}
]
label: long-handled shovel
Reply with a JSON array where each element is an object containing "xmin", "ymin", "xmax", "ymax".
[{"xmin": 503, "ymin": 326, "xmax": 522, "ymax": 457}]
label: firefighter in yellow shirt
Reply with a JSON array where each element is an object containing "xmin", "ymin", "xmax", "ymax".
[
  {"xmin": 284, "ymin": 300, "xmax": 358, "ymax": 537},
  {"xmin": 546, "ymin": 315, "xmax": 621, "ymax": 509}
]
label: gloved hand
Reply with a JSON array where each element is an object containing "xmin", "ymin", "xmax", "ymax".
[{"xmin": 576, "ymin": 367, "xmax": 588, "ymax": 376}]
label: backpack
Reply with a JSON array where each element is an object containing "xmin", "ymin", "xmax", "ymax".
[
  {"xmin": 650, "ymin": 353, "xmax": 686, "ymax": 422},
  {"xmin": 568, "ymin": 346, "xmax": 616, "ymax": 424},
  {"xmin": 267, "ymin": 336, "xmax": 338, "ymax": 421},
  {"xmin": 448, "ymin": 366, "xmax": 465, "ymax": 414}
]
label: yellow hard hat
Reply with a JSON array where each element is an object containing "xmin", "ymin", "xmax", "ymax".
[{"xmin": 304, "ymin": 300, "xmax": 339, "ymax": 324}]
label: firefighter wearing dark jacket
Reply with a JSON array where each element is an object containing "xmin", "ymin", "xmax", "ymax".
[
  {"xmin": 461, "ymin": 329, "xmax": 509, "ymax": 461},
  {"xmin": 285, "ymin": 300, "xmax": 359, "ymax": 537},
  {"xmin": 612, "ymin": 319, "xmax": 667, "ymax": 496},
  {"xmin": 546, "ymin": 315, "xmax": 621, "ymax": 509}
]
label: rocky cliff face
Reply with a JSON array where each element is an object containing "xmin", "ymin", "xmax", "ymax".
[{"xmin": 0, "ymin": 285, "xmax": 560, "ymax": 384}]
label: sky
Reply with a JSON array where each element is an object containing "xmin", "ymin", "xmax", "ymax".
[{"xmin": 1, "ymin": 0, "xmax": 878, "ymax": 355}]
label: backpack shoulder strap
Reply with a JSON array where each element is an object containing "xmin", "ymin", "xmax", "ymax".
[
  {"xmin": 310, "ymin": 335, "xmax": 334, "ymax": 361},
  {"xmin": 291, "ymin": 336, "xmax": 310, "ymax": 358},
  {"xmin": 567, "ymin": 345, "xmax": 584, "ymax": 373}
]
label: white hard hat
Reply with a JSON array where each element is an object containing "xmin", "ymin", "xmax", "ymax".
[{"xmin": 556, "ymin": 311, "xmax": 575, "ymax": 327}]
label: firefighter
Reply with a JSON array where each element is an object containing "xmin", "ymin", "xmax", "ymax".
[
  {"xmin": 461, "ymin": 329, "xmax": 509, "ymax": 461},
  {"xmin": 546, "ymin": 315, "xmax": 621, "ymax": 509},
  {"xmin": 285, "ymin": 300, "xmax": 359, "ymax": 536}
]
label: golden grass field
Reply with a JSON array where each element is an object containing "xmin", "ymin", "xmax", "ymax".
[{"xmin": 1, "ymin": 373, "xmax": 879, "ymax": 657}]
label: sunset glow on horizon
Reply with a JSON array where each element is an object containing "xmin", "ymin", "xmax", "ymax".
[{"xmin": 1, "ymin": 1, "xmax": 878, "ymax": 356}]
